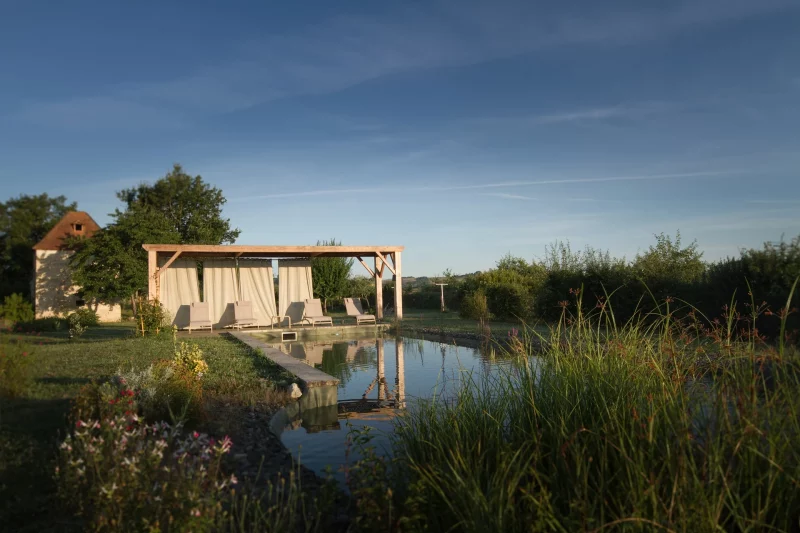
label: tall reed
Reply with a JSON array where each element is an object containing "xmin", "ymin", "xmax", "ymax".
[{"xmin": 378, "ymin": 287, "xmax": 800, "ymax": 532}]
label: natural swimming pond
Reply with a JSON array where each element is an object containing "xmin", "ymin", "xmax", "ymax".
[{"xmin": 269, "ymin": 336, "xmax": 513, "ymax": 478}]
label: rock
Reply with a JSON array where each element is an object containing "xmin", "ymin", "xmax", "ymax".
[{"xmin": 288, "ymin": 383, "xmax": 302, "ymax": 399}]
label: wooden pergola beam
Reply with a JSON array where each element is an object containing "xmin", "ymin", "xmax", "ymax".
[
  {"xmin": 142, "ymin": 244, "xmax": 404, "ymax": 258},
  {"xmin": 356, "ymin": 256, "xmax": 375, "ymax": 277},
  {"xmin": 155, "ymin": 250, "xmax": 182, "ymax": 276},
  {"xmin": 375, "ymin": 251, "xmax": 395, "ymax": 276}
]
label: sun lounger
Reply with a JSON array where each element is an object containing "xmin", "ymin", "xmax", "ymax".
[
  {"xmin": 232, "ymin": 301, "xmax": 259, "ymax": 330},
  {"xmin": 344, "ymin": 297, "xmax": 376, "ymax": 325},
  {"xmin": 188, "ymin": 301, "xmax": 213, "ymax": 333},
  {"xmin": 301, "ymin": 298, "xmax": 334, "ymax": 327}
]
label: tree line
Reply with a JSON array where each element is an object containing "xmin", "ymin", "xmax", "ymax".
[{"xmin": 407, "ymin": 232, "xmax": 800, "ymax": 338}]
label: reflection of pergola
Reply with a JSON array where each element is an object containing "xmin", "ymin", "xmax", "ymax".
[{"xmin": 142, "ymin": 244, "xmax": 405, "ymax": 319}]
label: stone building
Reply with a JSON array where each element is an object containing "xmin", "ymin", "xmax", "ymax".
[{"xmin": 32, "ymin": 211, "xmax": 121, "ymax": 321}]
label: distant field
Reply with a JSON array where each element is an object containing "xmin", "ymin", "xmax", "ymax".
[{"xmin": 397, "ymin": 308, "xmax": 547, "ymax": 337}]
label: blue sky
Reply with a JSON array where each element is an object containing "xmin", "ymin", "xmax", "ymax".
[{"xmin": 1, "ymin": 0, "xmax": 799, "ymax": 276}]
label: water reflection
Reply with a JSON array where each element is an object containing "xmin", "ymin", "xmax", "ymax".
[
  {"xmin": 276, "ymin": 337, "xmax": 407, "ymax": 407},
  {"xmin": 272, "ymin": 336, "xmax": 512, "ymax": 478}
]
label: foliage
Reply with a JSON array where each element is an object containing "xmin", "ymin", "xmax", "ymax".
[
  {"xmin": 0, "ymin": 193, "xmax": 77, "ymax": 299},
  {"xmin": 69, "ymin": 164, "xmax": 239, "ymax": 303},
  {"xmin": 703, "ymin": 235, "xmax": 800, "ymax": 337},
  {"xmin": 57, "ymin": 385, "xmax": 235, "ymax": 532},
  {"xmin": 69, "ymin": 205, "xmax": 181, "ymax": 303},
  {"xmin": 62, "ymin": 382, "xmax": 332, "ymax": 533},
  {"xmin": 0, "ymin": 335, "xmax": 32, "ymax": 398},
  {"xmin": 459, "ymin": 289, "xmax": 490, "ymax": 320},
  {"xmin": 135, "ymin": 298, "xmax": 169, "ymax": 336},
  {"xmin": 485, "ymin": 282, "xmax": 533, "ymax": 321},
  {"xmin": 357, "ymin": 286, "xmax": 800, "ymax": 531},
  {"xmin": 174, "ymin": 340, "xmax": 209, "ymax": 377},
  {"xmin": 535, "ymin": 243, "xmax": 634, "ymax": 321},
  {"xmin": 349, "ymin": 276, "xmax": 376, "ymax": 308},
  {"xmin": 0, "ymin": 293, "xmax": 34, "ymax": 324},
  {"xmin": 117, "ymin": 360, "xmax": 205, "ymax": 425},
  {"xmin": 0, "ymin": 329, "xmax": 309, "ymax": 531},
  {"xmin": 69, "ymin": 307, "xmax": 99, "ymax": 327},
  {"xmin": 458, "ymin": 255, "xmax": 546, "ymax": 321},
  {"xmin": 68, "ymin": 313, "xmax": 87, "ymax": 338},
  {"xmin": 633, "ymin": 231, "xmax": 705, "ymax": 283},
  {"xmin": 118, "ymin": 164, "xmax": 240, "ymax": 244},
  {"xmin": 13, "ymin": 316, "xmax": 66, "ymax": 332},
  {"xmin": 311, "ymin": 238, "xmax": 354, "ymax": 313}
]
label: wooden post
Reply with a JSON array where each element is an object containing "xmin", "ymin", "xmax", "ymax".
[
  {"xmin": 393, "ymin": 252, "xmax": 403, "ymax": 319},
  {"xmin": 377, "ymin": 339, "xmax": 385, "ymax": 401},
  {"xmin": 147, "ymin": 250, "xmax": 158, "ymax": 300},
  {"xmin": 434, "ymin": 283, "xmax": 448, "ymax": 312},
  {"xmin": 396, "ymin": 338, "xmax": 405, "ymax": 408},
  {"xmin": 374, "ymin": 256, "xmax": 384, "ymax": 320}
]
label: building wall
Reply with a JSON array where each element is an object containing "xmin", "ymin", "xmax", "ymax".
[{"xmin": 34, "ymin": 250, "xmax": 121, "ymax": 322}]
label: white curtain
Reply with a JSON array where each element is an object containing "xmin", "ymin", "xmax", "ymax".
[
  {"xmin": 159, "ymin": 258, "xmax": 200, "ymax": 329},
  {"xmin": 203, "ymin": 259, "xmax": 238, "ymax": 328},
  {"xmin": 238, "ymin": 259, "xmax": 277, "ymax": 327},
  {"xmin": 278, "ymin": 260, "xmax": 314, "ymax": 324}
]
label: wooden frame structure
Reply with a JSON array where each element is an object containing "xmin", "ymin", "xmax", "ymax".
[{"xmin": 142, "ymin": 244, "xmax": 405, "ymax": 320}]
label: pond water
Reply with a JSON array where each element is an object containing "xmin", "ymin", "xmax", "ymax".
[{"xmin": 270, "ymin": 336, "xmax": 512, "ymax": 479}]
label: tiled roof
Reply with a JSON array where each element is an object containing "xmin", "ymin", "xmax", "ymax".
[{"xmin": 32, "ymin": 211, "xmax": 102, "ymax": 250}]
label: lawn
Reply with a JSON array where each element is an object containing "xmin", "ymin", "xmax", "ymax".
[
  {"xmin": 396, "ymin": 308, "xmax": 547, "ymax": 337},
  {"xmin": 0, "ymin": 323, "xmax": 297, "ymax": 532}
]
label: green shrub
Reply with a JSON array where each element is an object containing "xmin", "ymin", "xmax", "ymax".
[
  {"xmin": 485, "ymin": 282, "xmax": 532, "ymax": 321},
  {"xmin": 117, "ymin": 361, "xmax": 204, "ymax": 425},
  {"xmin": 68, "ymin": 313, "xmax": 87, "ymax": 338},
  {"xmin": 68, "ymin": 307, "xmax": 99, "ymax": 327},
  {"xmin": 459, "ymin": 289, "xmax": 490, "ymax": 320},
  {"xmin": 0, "ymin": 293, "xmax": 34, "ymax": 324},
  {"xmin": 0, "ymin": 337, "xmax": 32, "ymax": 398},
  {"xmin": 135, "ymin": 298, "xmax": 169, "ymax": 336},
  {"xmin": 174, "ymin": 341, "xmax": 209, "ymax": 377}
]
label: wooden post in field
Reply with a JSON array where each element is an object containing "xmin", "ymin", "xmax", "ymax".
[{"xmin": 434, "ymin": 283, "xmax": 448, "ymax": 312}]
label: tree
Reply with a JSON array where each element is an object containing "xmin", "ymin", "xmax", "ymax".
[
  {"xmin": 69, "ymin": 206, "xmax": 181, "ymax": 305},
  {"xmin": 311, "ymin": 238, "xmax": 354, "ymax": 313},
  {"xmin": 633, "ymin": 231, "xmax": 705, "ymax": 284},
  {"xmin": 0, "ymin": 194, "xmax": 77, "ymax": 299},
  {"xmin": 69, "ymin": 165, "xmax": 239, "ymax": 306},
  {"xmin": 117, "ymin": 164, "xmax": 240, "ymax": 244}
]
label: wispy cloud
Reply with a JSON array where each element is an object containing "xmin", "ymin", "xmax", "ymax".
[
  {"xmin": 17, "ymin": 96, "xmax": 187, "ymax": 130},
  {"xmin": 532, "ymin": 102, "xmax": 674, "ymax": 125},
  {"xmin": 232, "ymin": 187, "xmax": 380, "ymax": 200},
  {"xmin": 230, "ymin": 169, "xmax": 734, "ymax": 201},
  {"xmin": 484, "ymin": 193, "xmax": 536, "ymax": 200},
  {"xmin": 747, "ymin": 199, "xmax": 800, "ymax": 205}
]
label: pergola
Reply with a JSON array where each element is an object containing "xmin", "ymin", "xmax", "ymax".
[{"xmin": 142, "ymin": 244, "xmax": 405, "ymax": 319}]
